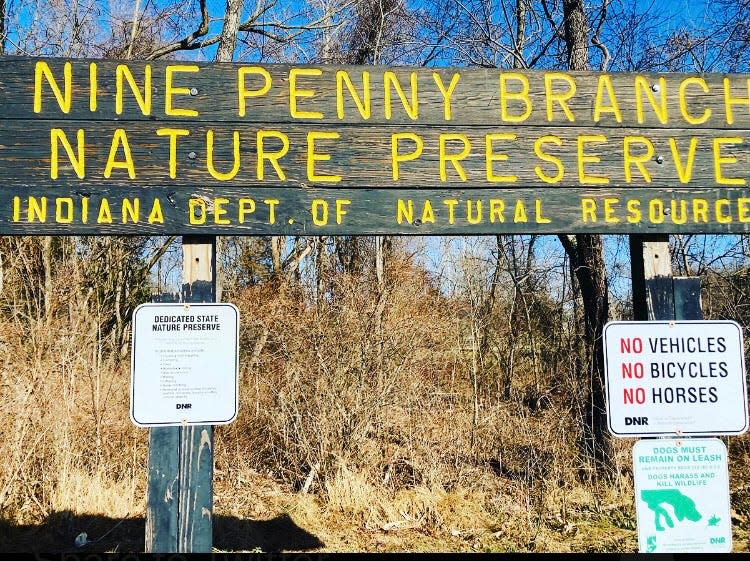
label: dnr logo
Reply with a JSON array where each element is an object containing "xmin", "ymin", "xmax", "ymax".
[
  {"xmin": 176, "ymin": 403, "xmax": 192, "ymax": 409},
  {"xmin": 710, "ymin": 537, "xmax": 726, "ymax": 544},
  {"xmin": 625, "ymin": 416, "xmax": 649, "ymax": 425}
]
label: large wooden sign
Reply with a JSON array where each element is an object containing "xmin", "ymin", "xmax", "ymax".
[{"xmin": 4, "ymin": 56, "xmax": 750, "ymax": 234}]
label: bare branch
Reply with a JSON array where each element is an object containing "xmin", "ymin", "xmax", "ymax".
[
  {"xmin": 591, "ymin": 0, "xmax": 610, "ymax": 71},
  {"xmin": 146, "ymin": 0, "xmax": 209, "ymax": 60}
]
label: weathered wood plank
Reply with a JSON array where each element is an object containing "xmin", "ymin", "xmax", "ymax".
[
  {"xmin": 146, "ymin": 238, "xmax": 215, "ymax": 553},
  {"xmin": 673, "ymin": 276, "xmax": 703, "ymax": 320},
  {"xmin": 5, "ymin": 56, "xmax": 750, "ymax": 129},
  {"xmin": 176, "ymin": 424, "xmax": 212, "ymax": 552},
  {"xmin": 629, "ymin": 234, "xmax": 672, "ymax": 321},
  {"xmin": 1, "ymin": 122, "xmax": 749, "ymax": 189},
  {"xmin": 4, "ymin": 56, "xmax": 750, "ymax": 235},
  {"xmin": 145, "ymin": 427, "xmax": 180, "ymax": 552},
  {"xmin": 3, "ymin": 186, "xmax": 750, "ymax": 235},
  {"xmin": 178, "ymin": 236, "xmax": 215, "ymax": 553}
]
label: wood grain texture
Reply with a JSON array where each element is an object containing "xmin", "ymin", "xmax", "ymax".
[
  {"xmin": 1, "ymin": 122, "xmax": 748, "ymax": 189},
  {"xmin": 629, "ymin": 234, "xmax": 671, "ymax": 321},
  {"xmin": 5, "ymin": 56, "xmax": 750, "ymax": 234},
  {"xmin": 674, "ymin": 277, "xmax": 703, "ymax": 320},
  {"xmin": 177, "ymin": 236, "xmax": 215, "ymax": 554},
  {"xmin": 145, "ymin": 427, "xmax": 180, "ymax": 553},
  {"xmin": 4, "ymin": 186, "xmax": 750, "ymax": 235},
  {"xmin": 145, "ymin": 238, "xmax": 215, "ymax": 553},
  {"xmin": 6, "ymin": 56, "xmax": 750, "ymax": 129}
]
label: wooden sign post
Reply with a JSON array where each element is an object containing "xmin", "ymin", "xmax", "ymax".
[
  {"xmin": 145, "ymin": 235, "xmax": 215, "ymax": 552},
  {"xmin": 630, "ymin": 234, "xmax": 702, "ymax": 322}
]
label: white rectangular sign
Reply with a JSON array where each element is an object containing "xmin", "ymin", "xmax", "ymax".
[
  {"xmin": 130, "ymin": 302, "xmax": 239, "ymax": 427},
  {"xmin": 633, "ymin": 438, "xmax": 732, "ymax": 553},
  {"xmin": 604, "ymin": 321, "xmax": 748, "ymax": 437}
]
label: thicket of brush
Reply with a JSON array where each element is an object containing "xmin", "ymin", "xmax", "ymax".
[{"xmin": 1, "ymin": 235, "xmax": 749, "ymax": 552}]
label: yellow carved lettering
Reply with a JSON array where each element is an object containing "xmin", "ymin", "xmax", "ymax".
[
  {"xmin": 604, "ymin": 198, "xmax": 619, "ymax": 223},
  {"xmin": 679, "ymin": 77, "xmax": 711, "ymax": 124},
  {"xmin": 156, "ymin": 128, "xmax": 189, "ymax": 179},
  {"xmin": 104, "ymin": 129, "xmax": 136, "ymax": 179},
  {"xmin": 594, "ymin": 74, "xmax": 622, "ymax": 123},
  {"xmin": 148, "ymin": 199, "xmax": 164, "ymax": 224},
  {"xmin": 440, "ymin": 133, "xmax": 471, "ymax": 181},
  {"xmin": 693, "ymin": 199, "xmax": 709, "ymax": 223},
  {"xmin": 206, "ymin": 130, "xmax": 241, "ymax": 181},
  {"xmin": 307, "ymin": 131, "xmax": 341, "ymax": 182},
  {"xmin": 668, "ymin": 137, "xmax": 698, "ymax": 184},
  {"xmin": 189, "ymin": 199, "xmax": 206, "ymax": 225},
  {"xmin": 443, "ymin": 199, "xmax": 458, "ymax": 224},
  {"xmin": 116, "ymin": 64, "xmax": 152, "ymax": 115},
  {"xmin": 627, "ymin": 199, "xmax": 642, "ymax": 223},
  {"xmin": 50, "ymin": 128, "xmax": 85, "ymax": 179},
  {"xmin": 97, "ymin": 198, "xmax": 112, "ymax": 224},
  {"xmin": 214, "ymin": 197, "xmax": 230, "ymax": 225},
  {"xmin": 397, "ymin": 199, "xmax": 413, "ymax": 224},
  {"xmin": 165, "ymin": 65, "xmax": 199, "ymax": 117},
  {"xmin": 432, "ymin": 72, "xmax": 460, "ymax": 120},
  {"xmin": 467, "ymin": 200, "xmax": 482, "ymax": 224},
  {"xmin": 581, "ymin": 198, "xmax": 597, "ymax": 222},
  {"xmin": 290, "ymin": 68, "xmax": 323, "ymax": 119},
  {"xmin": 34, "ymin": 61, "xmax": 71, "ymax": 113},
  {"xmin": 500, "ymin": 73, "xmax": 532, "ymax": 123},
  {"xmin": 623, "ymin": 136, "xmax": 654, "ymax": 183},
  {"xmin": 56, "ymin": 198, "xmax": 73, "ymax": 223},
  {"xmin": 391, "ymin": 132, "xmax": 423, "ymax": 180},
  {"xmin": 257, "ymin": 130, "xmax": 289, "ymax": 180},
  {"xmin": 336, "ymin": 70, "xmax": 371, "ymax": 119},
  {"xmin": 713, "ymin": 137, "xmax": 746, "ymax": 185},
  {"xmin": 534, "ymin": 136, "xmax": 564, "ymax": 184},
  {"xmin": 649, "ymin": 199, "xmax": 665, "ymax": 223},
  {"xmin": 239, "ymin": 198, "xmax": 256, "ymax": 223},
  {"xmin": 485, "ymin": 133, "xmax": 517, "ymax": 182},
  {"xmin": 122, "ymin": 198, "xmax": 139, "ymax": 223},
  {"xmin": 544, "ymin": 72, "xmax": 576, "ymax": 122},
  {"xmin": 384, "ymin": 71, "xmax": 419, "ymax": 120},
  {"xmin": 577, "ymin": 135, "xmax": 609, "ymax": 184},
  {"xmin": 238, "ymin": 67, "xmax": 272, "ymax": 117},
  {"xmin": 635, "ymin": 76, "xmax": 668, "ymax": 124},
  {"xmin": 723, "ymin": 77, "xmax": 750, "ymax": 125}
]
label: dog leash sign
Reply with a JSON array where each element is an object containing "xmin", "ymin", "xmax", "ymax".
[{"xmin": 633, "ymin": 438, "xmax": 732, "ymax": 553}]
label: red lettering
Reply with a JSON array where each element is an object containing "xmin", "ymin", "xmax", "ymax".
[
  {"xmin": 623, "ymin": 387, "xmax": 646, "ymax": 404},
  {"xmin": 620, "ymin": 337, "xmax": 643, "ymax": 353},
  {"xmin": 622, "ymin": 362, "xmax": 644, "ymax": 379}
]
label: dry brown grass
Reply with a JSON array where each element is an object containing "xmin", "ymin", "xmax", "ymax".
[{"xmin": 1, "ymin": 253, "xmax": 749, "ymax": 552}]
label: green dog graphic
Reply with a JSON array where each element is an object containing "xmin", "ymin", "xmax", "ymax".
[{"xmin": 641, "ymin": 489, "xmax": 702, "ymax": 531}]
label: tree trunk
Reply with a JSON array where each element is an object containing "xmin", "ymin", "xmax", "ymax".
[
  {"xmin": 215, "ymin": 0, "xmax": 243, "ymax": 62},
  {"xmin": 0, "ymin": 0, "xmax": 6, "ymax": 55},
  {"xmin": 559, "ymin": 0, "xmax": 612, "ymax": 473}
]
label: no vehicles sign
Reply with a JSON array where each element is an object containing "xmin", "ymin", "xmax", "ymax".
[
  {"xmin": 633, "ymin": 438, "xmax": 731, "ymax": 553},
  {"xmin": 130, "ymin": 302, "xmax": 239, "ymax": 427},
  {"xmin": 604, "ymin": 321, "xmax": 749, "ymax": 437}
]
